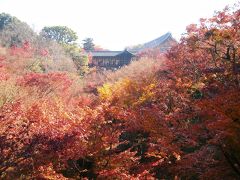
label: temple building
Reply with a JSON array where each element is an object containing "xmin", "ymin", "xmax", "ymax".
[
  {"xmin": 89, "ymin": 50, "xmax": 136, "ymax": 69},
  {"xmin": 89, "ymin": 32, "xmax": 176, "ymax": 69}
]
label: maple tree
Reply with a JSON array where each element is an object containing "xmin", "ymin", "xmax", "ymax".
[
  {"xmin": 94, "ymin": 3, "xmax": 240, "ymax": 179},
  {"xmin": 0, "ymin": 2, "xmax": 239, "ymax": 179}
]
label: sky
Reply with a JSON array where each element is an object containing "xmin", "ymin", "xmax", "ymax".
[{"xmin": 0, "ymin": 0, "xmax": 238, "ymax": 50}]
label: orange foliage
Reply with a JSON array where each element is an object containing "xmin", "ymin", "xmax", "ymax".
[{"xmin": 0, "ymin": 3, "xmax": 240, "ymax": 179}]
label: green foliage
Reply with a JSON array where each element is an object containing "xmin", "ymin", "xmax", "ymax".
[
  {"xmin": 39, "ymin": 26, "xmax": 88, "ymax": 74},
  {"xmin": 0, "ymin": 2, "xmax": 240, "ymax": 180},
  {"xmin": 40, "ymin": 26, "xmax": 78, "ymax": 44},
  {"xmin": 62, "ymin": 43, "xmax": 81, "ymax": 57},
  {"xmin": 72, "ymin": 54, "xmax": 89, "ymax": 75},
  {"xmin": 83, "ymin": 38, "xmax": 95, "ymax": 51},
  {"xmin": 0, "ymin": 13, "xmax": 14, "ymax": 30},
  {"xmin": 27, "ymin": 59, "xmax": 45, "ymax": 73},
  {"xmin": 61, "ymin": 43, "xmax": 89, "ymax": 75},
  {"xmin": 0, "ymin": 13, "xmax": 37, "ymax": 47},
  {"xmin": 191, "ymin": 89, "xmax": 204, "ymax": 99}
]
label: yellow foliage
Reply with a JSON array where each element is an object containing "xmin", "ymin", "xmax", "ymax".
[
  {"xmin": 191, "ymin": 82, "xmax": 205, "ymax": 89},
  {"xmin": 98, "ymin": 77, "xmax": 158, "ymax": 107},
  {"xmin": 136, "ymin": 83, "xmax": 157, "ymax": 105},
  {"xmin": 0, "ymin": 80, "xmax": 20, "ymax": 107},
  {"xmin": 98, "ymin": 78, "xmax": 136, "ymax": 105},
  {"xmin": 97, "ymin": 83, "xmax": 113, "ymax": 101},
  {"xmin": 28, "ymin": 59, "xmax": 45, "ymax": 73}
]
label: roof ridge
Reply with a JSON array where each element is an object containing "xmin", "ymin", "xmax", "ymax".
[
  {"xmin": 144, "ymin": 32, "xmax": 171, "ymax": 46},
  {"xmin": 90, "ymin": 50, "xmax": 122, "ymax": 52}
]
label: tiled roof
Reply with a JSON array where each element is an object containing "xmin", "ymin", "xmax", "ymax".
[
  {"xmin": 90, "ymin": 50, "xmax": 135, "ymax": 57},
  {"xmin": 90, "ymin": 51, "xmax": 122, "ymax": 57},
  {"xmin": 141, "ymin": 32, "xmax": 173, "ymax": 49},
  {"xmin": 89, "ymin": 33, "xmax": 174, "ymax": 57}
]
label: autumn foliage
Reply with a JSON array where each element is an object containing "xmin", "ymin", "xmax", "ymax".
[{"xmin": 0, "ymin": 3, "xmax": 240, "ymax": 179}]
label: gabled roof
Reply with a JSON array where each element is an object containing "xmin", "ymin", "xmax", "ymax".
[
  {"xmin": 89, "ymin": 33, "xmax": 175, "ymax": 57},
  {"xmin": 129, "ymin": 32, "xmax": 174, "ymax": 52},
  {"xmin": 90, "ymin": 50, "xmax": 135, "ymax": 57},
  {"xmin": 90, "ymin": 51, "xmax": 122, "ymax": 57},
  {"xmin": 141, "ymin": 32, "xmax": 173, "ymax": 49},
  {"xmin": 115, "ymin": 50, "xmax": 135, "ymax": 57}
]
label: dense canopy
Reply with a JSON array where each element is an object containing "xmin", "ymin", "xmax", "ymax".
[
  {"xmin": 0, "ymin": 2, "xmax": 239, "ymax": 179},
  {"xmin": 40, "ymin": 26, "xmax": 78, "ymax": 44}
]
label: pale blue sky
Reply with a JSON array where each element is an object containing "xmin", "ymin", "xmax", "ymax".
[{"xmin": 0, "ymin": 0, "xmax": 238, "ymax": 50}]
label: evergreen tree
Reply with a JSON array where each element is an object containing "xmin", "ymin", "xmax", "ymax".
[{"xmin": 83, "ymin": 38, "xmax": 95, "ymax": 51}]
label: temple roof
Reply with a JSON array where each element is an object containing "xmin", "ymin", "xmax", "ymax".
[
  {"xmin": 129, "ymin": 32, "xmax": 174, "ymax": 51},
  {"xmin": 89, "ymin": 32, "xmax": 175, "ymax": 57},
  {"xmin": 90, "ymin": 50, "xmax": 135, "ymax": 57},
  {"xmin": 140, "ymin": 32, "xmax": 173, "ymax": 50},
  {"xmin": 90, "ymin": 51, "xmax": 122, "ymax": 57}
]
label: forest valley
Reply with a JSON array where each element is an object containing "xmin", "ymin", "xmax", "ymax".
[{"xmin": 0, "ymin": 3, "xmax": 239, "ymax": 180}]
